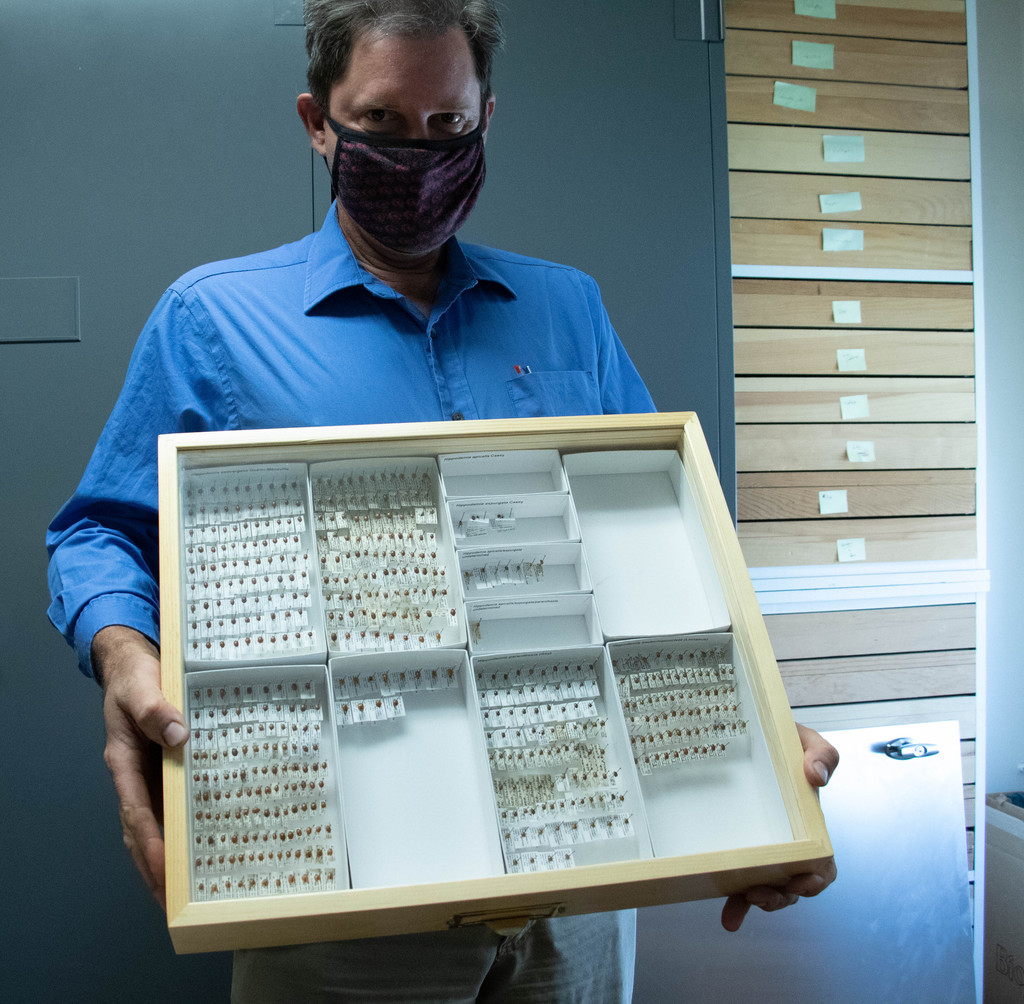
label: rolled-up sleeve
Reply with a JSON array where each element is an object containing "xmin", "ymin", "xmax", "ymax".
[{"xmin": 46, "ymin": 288, "xmax": 236, "ymax": 677}]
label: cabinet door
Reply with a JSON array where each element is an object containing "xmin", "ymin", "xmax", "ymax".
[{"xmin": 634, "ymin": 721, "xmax": 975, "ymax": 1003}]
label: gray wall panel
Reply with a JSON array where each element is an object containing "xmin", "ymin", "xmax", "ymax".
[
  {"xmin": 462, "ymin": 2, "xmax": 733, "ymax": 472},
  {"xmin": 2, "ymin": 2, "xmax": 309, "ymax": 998}
]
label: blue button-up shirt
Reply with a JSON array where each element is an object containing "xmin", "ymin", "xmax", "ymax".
[{"xmin": 46, "ymin": 207, "xmax": 655, "ymax": 675}]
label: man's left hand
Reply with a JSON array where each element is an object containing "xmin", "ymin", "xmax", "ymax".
[{"xmin": 720, "ymin": 723, "xmax": 839, "ymax": 932}]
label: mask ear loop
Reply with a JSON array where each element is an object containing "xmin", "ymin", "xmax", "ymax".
[
  {"xmin": 318, "ymin": 101, "xmax": 338, "ymax": 201},
  {"xmin": 322, "ymin": 154, "xmax": 336, "ymax": 201}
]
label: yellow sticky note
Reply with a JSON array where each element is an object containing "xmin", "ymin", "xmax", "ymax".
[
  {"xmin": 823, "ymin": 134, "xmax": 865, "ymax": 163},
  {"xmin": 837, "ymin": 538, "xmax": 866, "ymax": 562},
  {"xmin": 774, "ymin": 80, "xmax": 817, "ymax": 113},
  {"xmin": 840, "ymin": 394, "xmax": 870, "ymax": 420},
  {"xmin": 832, "ymin": 300, "xmax": 862, "ymax": 324},
  {"xmin": 836, "ymin": 348, "xmax": 867, "ymax": 372},
  {"xmin": 823, "ymin": 228, "xmax": 864, "ymax": 252},
  {"xmin": 819, "ymin": 191, "xmax": 862, "ymax": 214},
  {"xmin": 795, "ymin": 0, "xmax": 836, "ymax": 18},
  {"xmin": 846, "ymin": 441, "xmax": 876, "ymax": 463},
  {"xmin": 819, "ymin": 490, "xmax": 849, "ymax": 515},
  {"xmin": 792, "ymin": 40, "xmax": 834, "ymax": 69}
]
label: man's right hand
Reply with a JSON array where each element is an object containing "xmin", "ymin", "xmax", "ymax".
[{"xmin": 93, "ymin": 624, "xmax": 188, "ymax": 911}]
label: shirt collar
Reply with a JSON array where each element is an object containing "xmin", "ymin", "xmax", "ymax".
[{"xmin": 304, "ymin": 205, "xmax": 517, "ymax": 313}]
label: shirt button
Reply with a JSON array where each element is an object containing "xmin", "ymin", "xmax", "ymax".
[{"xmin": 451, "ymin": 412, "xmax": 465, "ymax": 421}]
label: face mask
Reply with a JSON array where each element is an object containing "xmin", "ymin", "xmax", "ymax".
[{"xmin": 325, "ymin": 109, "xmax": 486, "ymax": 255}]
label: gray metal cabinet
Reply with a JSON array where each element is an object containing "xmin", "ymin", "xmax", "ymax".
[{"xmin": 0, "ymin": 2, "xmax": 732, "ymax": 998}]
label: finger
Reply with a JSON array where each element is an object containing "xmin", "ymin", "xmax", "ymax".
[
  {"xmin": 745, "ymin": 886, "xmax": 800, "ymax": 914},
  {"xmin": 114, "ymin": 666, "xmax": 189, "ymax": 750},
  {"xmin": 782, "ymin": 858, "xmax": 838, "ymax": 899},
  {"xmin": 796, "ymin": 723, "xmax": 839, "ymax": 788},
  {"xmin": 103, "ymin": 666, "xmax": 175, "ymax": 908},
  {"xmin": 720, "ymin": 893, "xmax": 752, "ymax": 932},
  {"xmin": 104, "ymin": 729, "xmax": 167, "ymax": 909},
  {"xmin": 94, "ymin": 626, "xmax": 188, "ymax": 750}
]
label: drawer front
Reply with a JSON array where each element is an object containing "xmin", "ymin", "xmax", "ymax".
[
  {"xmin": 734, "ymin": 328, "xmax": 975, "ymax": 376},
  {"xmin": 729, "ymin": 173, "xmax": 971, "ymax": 225},
  {"xmin": 723, "ymin": 0, "xmax": 966, "ymax": 44},
  {"xmin": 738, "ymin": 514, "xmax": 977, "ymax": 565},
  {"xmin": 778, "ymin": 649, "xmax": 976, "ymax": 705},
  {"xmin": 735, "ymin": 376, "xmax": 975, "ymax": 423},
  {"xmin": 737, "ymin": 423, "xmax": 977, "ymax": 471},
  {"xmin": 728, "ymin": 124, "xmax": 970, "ymax": 179},
  {"xmin": 738, "ymin": 470, "xmax": 976, "ymax": 519},
  {"xmin": 764, "ymin": 604, "xmax": 976, "ymax": 661},
  {"xmin": 731, "ymin": 218, "xmax": 972, "ymax": 270},
  {"xmin": 732, "ymin": 279, "xmax": 974, "ymax": 329},
  {"xmin": 725, "ymin": 29, "xmax": 968, "ymax": 89},
  {"xmin": 727, "ymin": 76, "xmax": 968, "ymax": 133}
]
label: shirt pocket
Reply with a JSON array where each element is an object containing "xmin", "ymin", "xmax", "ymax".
[{"xmin": 505, "ymin": 370, "xmax": 602, "ymax": 418}]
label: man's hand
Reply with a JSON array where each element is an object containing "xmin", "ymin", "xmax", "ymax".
[
  {"xmin": 93, "ymin": 625, "xmax": 188, "ymax": 911},
  {"xmin": 720, "ymin": 723, "xmax": 839, "ymax": 932}
]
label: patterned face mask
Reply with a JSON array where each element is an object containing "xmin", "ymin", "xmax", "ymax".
[{"xmin": 325, "ymin": 107, "xmax": 486, "ymax": 255}]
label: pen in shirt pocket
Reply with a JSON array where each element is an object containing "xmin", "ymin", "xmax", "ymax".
[{"xmin": 513, "ymin": 365, "xmax": 532, "ymax": 375}]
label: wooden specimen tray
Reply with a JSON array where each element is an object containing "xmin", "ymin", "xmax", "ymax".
[{"xmin": 158, "ymin": 413, "xmax": 831, "ymax": 953}]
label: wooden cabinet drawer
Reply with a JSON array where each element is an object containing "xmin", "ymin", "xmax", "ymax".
[
  {"xmin": 157, "ymin": 413, "xmax": 835, "ymax": 952},
  {"xmin": 732, "ymin": 279, "xmax": 974, "ymax": 329},
  {"xmin": 731, "ymin": 218, "xmax": 971, "ymax": 270},
  {"xmin": 738, "ymin": 514, "xmax": 977, "ymax": 565},
  {"xmin": 735, "ymin": 376, "xmax": 974, "ymax": 423},
  {"xmin": 738, "ymin": 470, "xmax": 976, "ymax": 519},
  {"xmin": 724, "ymin": 0, "xmax": 966, "ymax": 44},
  {"xmin": 725, "ymin": 29, "xmax": 968, "ymax": 89},
  {"xmin": 729, "ymin": 173, "xmax": 971, "ymax": 225},
  {"xmin": 734, "ymin": 327, "xmax": 974, "ymax": 375},
  {"xmin": 737, "ymin": 423, "xmax": 977, "ymax": 471},
  {"xmin": 764, "ymin": 604, "xmax": 976, "ymax": 661},
  {"xmin": 779, "ymin": 649, "xmax": 975, "ymax": 705},
  {"xmin": 960, "ymin": 740, "xmax": 976, "ymax": 784},
  {"xmin": 728, "ymin": 124, "xmax": 970, "ymax": 179},
  {"xmin": 727, "ymin": 76, "xmax": 968, "ymax": 133}
]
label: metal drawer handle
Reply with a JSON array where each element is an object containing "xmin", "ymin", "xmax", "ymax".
[
  {"xmin": 448, "ymin": 902, "xmax": 566, "ymax": 929},
  {"xmin": 882, "ymin": 737, "xmax": 940, "ymax": 760}
]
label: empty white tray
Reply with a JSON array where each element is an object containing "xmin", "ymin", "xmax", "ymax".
[
  {"xmin": 465, "ymin": 593, "xmax": 602, "ymax": 654},
  {"xmin": 440, "ymin": 449, "xmax": 567, "ymax": 497},
  {"xmin": 563, "ymin": 451, "xmax": 730, "ymax": 639}
]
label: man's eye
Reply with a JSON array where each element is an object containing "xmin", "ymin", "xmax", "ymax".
[{"xmin": 364, "ymin": 109, "xmax": 392, "ymax": 126}]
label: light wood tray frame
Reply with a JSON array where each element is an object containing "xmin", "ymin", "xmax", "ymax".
[{"xmin": 158, "ymin": 412, "xmax": 832, "ymax": 953}]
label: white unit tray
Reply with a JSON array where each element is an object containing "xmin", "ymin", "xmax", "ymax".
[
  {"xmin": 329, "ymin": 650, "xmax": 503, "ymax": 889},
  {"xmin": 563, "ymin": 450, "xmax": 731, "ymax": 639},
  {"xmin": 458, "ymin": 542, "xmax": 591, "ymax": 599},
  {"xmin": 466, "ymin": 594, "xmax": 603, "ymax": 655},
  {"xmin": 440, "ymin": 449, "xmax": 567, "ymax": 497},
  {"xmin": 449, "ymin": 494, "xmax": 581, "ymax": 549}
]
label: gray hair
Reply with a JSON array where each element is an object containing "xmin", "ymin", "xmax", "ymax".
[{"xmin": 304, "ymin": 0, "xmax": 505, "ymax": 109}]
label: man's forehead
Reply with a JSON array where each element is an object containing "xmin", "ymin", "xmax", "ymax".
[
  {"xmin": 334, "ymin": 26, "xmax": 482, "ymax": 104},
  {"xmin": 341, "ymin": 86, "xmax": 480, "ymax": 110}
]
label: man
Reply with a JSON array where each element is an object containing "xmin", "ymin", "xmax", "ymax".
[{"xmin": 46, "ymin": 1, "xmax": 838, "ymax": 1000}]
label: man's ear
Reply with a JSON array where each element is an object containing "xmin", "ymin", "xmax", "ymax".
[
  {"xmin": 297, "ymin": 93, "xmax": 330, "ymax": 155},
  {"xmin": 482, "ymin": 93, "xmax": 496, "ymax": 142}
]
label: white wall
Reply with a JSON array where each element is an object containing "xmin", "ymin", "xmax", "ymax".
[{"xmin": 977, "ymin": 0, "xmax": 1024, "ymax": 793}]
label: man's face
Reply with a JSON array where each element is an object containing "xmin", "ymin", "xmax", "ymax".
[{"xmin": 326, "ymin": 26, "xmax": 492, "ymax": 145}]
